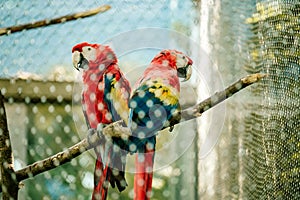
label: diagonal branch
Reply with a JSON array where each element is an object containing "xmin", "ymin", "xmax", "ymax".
[
  {"xmin": 1, "ymin": 73, "xmax": 266, "ymax": 192},
  {"xmin": 0, "ymin": 5, "xmax": 111, "ymax": 36},
  {"xmin": 181, "ymin": 73, "xmax": 267, "ymax": 121},
  {"xmin": 15, "ymin": 137, "xmax": 93, "ymax": 182}
]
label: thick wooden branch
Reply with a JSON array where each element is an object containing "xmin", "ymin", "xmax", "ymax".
[
  {"xmin": 181, "ymin": 73, "xmax": 267, "ymax": 121},
  {"xmin": 0, "ymin": 93, "xmax": 19, "ymax": 199},
  {"xmin": 0, "ymin": 5, "xmax": 111, "ymax": 36},
  {"xmin": 16, "ymin": 137, "xmax": 91, "ymax": 181},
  {"xmin": 0, "ymin": 73, "xmax": 265, "ymax": 192}
]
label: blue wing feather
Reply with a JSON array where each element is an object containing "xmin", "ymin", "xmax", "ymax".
[
  {"xmin": 128, "ymin": 83, "xmax": 180, "ymax": 152},
  {"xmin": 104, "ymin": 74, "xmax": 121, "ymax": 122}
]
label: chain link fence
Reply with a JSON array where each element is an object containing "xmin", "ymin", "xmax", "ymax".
[{"xmin": 0, "ymin": 0, "xmax": 299, "ymax": 199}]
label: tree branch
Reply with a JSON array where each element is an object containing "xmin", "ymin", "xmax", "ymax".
[
  {"xmin": 181, "ymin": 73, "xmax": 267, "ymax": 121},
  {"xmin": 0, "ymin": 93, "xmax": 19, "ymax": 199},
  {"xmin": 16, "ymin": 137, "xmax": 91, "ymax": 181},
  {"xmin": 0, "ymin": 73, "xmax": 266, "ymax": 192},
  {"xmin": 0, "ymin": 5, "xmax": 111, "ymax": 36}
]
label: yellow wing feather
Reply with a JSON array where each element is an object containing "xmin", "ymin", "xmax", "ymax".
[
  {"xmin": 147, "ymin": 81, "xmax": 179, "ymax": 106},
  {"xmin": 110, "ymin": 78, "xmax": 130, "ymax": 125}
]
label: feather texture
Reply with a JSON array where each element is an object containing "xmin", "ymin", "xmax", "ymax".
[
  {"xmin": 129, "ymin": 49, "xmax": 192, "ymax": 200},
  {"xmin": 72, "ymin": 43, "xmax": 130, "ymax": 200}
]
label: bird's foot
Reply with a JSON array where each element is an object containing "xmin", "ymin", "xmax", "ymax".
[{"xmin": 87, "ymin": 128, "xmax": 97, "ymax": 146}]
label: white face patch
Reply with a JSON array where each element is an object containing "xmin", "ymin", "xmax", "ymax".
[
  {"xmin": 175, "ymin": 52, "xmax": 192, "ymax": 81},
  {"xmin": 82, "ymin": 46, "xmax": 97, "ymax": 62},
  {"xmin": 176, "ymin": 53, "xmax": 188, "ymax": 68}
]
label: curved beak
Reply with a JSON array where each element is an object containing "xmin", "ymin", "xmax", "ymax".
[
  {"xmin": 72, "ymin": 51, "xmax": 88, "ymax": 71},
  {"xmin": 183, "ymin": 64, "xmax": 192, "ymax": 82},
  {"xmin": 72, "ymin": 51, "xmax": 80, "ymax": 71},
  {"xmin": 177, "ymin": 64, "xmax": 192, "ymax": 82}
]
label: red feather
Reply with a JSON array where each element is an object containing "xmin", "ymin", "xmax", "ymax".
[
  {"xmin": 134, "ymin": 148, "xmax": 155, "ymax": 200},
  {"xmin": 74, "ymin": 42, "xmax": 130, "ymax": 200},
  {"xmin": 131, "ymin": 49, "xmax": 191, "ymax": 200}
]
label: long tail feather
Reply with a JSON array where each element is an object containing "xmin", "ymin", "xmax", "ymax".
[
  {"xmin": 92, "ymin": 156, "xmax": 109, "ymax": 200},
  {"xmin": 92, "ymin": 143, "xmax": 128, "ymax": 200},
  {"xmin": 134, "ymin": 143, "xmax": 155, "ymax": 200}
]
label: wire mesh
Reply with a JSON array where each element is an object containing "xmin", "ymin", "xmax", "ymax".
[
  {"xmin": 0, "ymin": 0, "xmax": 299, "ymax": 200},
  {"xmin": 196, "ymin": 0, "xmax": 299, "ymax": 199},
  {"xmin": 1, "ymin": 1, "xmax": 198, "ymax": 199},
  {"xmin": 245, "ymin": 0, "xmax": 300, "ymax": 199}
]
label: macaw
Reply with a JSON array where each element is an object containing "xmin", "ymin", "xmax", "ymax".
[
  {"xmin": 72, "ymin": 42, "xmax": 131, "ymax": 200},
  {"xmin": 128, "ymin": 49, "xmax": 193, "ymax": 200}
]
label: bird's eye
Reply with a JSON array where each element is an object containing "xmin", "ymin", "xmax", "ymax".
[{"xmin": 87, "ymin": 47, "xmax": 91, "ymax": 51}]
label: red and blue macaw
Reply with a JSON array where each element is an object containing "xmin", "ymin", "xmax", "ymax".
[
  {"xmin": 128, "ymin": 49, "xmax": 193, "ymax": 200},
  {"xmin": 72, "ymin": 42, "xmax": 131, "ymax": 200}
]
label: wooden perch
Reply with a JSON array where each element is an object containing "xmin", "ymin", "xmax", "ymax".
[
  {"xmin": 16, "ymin": 137, "xmax": 91, "ymax": 182},
  {"xmin": 0, "ymin": 73, "xmax": 266, "ymax": 193},
  {"xmin": 0, "ymin": 5, "xmax": 111, "ymax": 36},
  {"xmin": 181, "ymin": 73, "xmax": 267, "ymax": 121}
]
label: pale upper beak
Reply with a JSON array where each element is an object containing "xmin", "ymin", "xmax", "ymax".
[
  {"xmin": 182, "ymin": 64, "xmax": 192, "ymax": 82},
  {"xmin": 177, "ymin": 64, "xmax": 192, "ymax": 82},
  {"xmin": 72, "ymin": 51, "xmax": 80, "ymax": 71},
  {"xmin": 177, "ymin": 55, "xmax": 192, "ymax": 82},
  {"xmin": 72, "ymin": 51, "xmax": 88, "ymax": 71}
]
